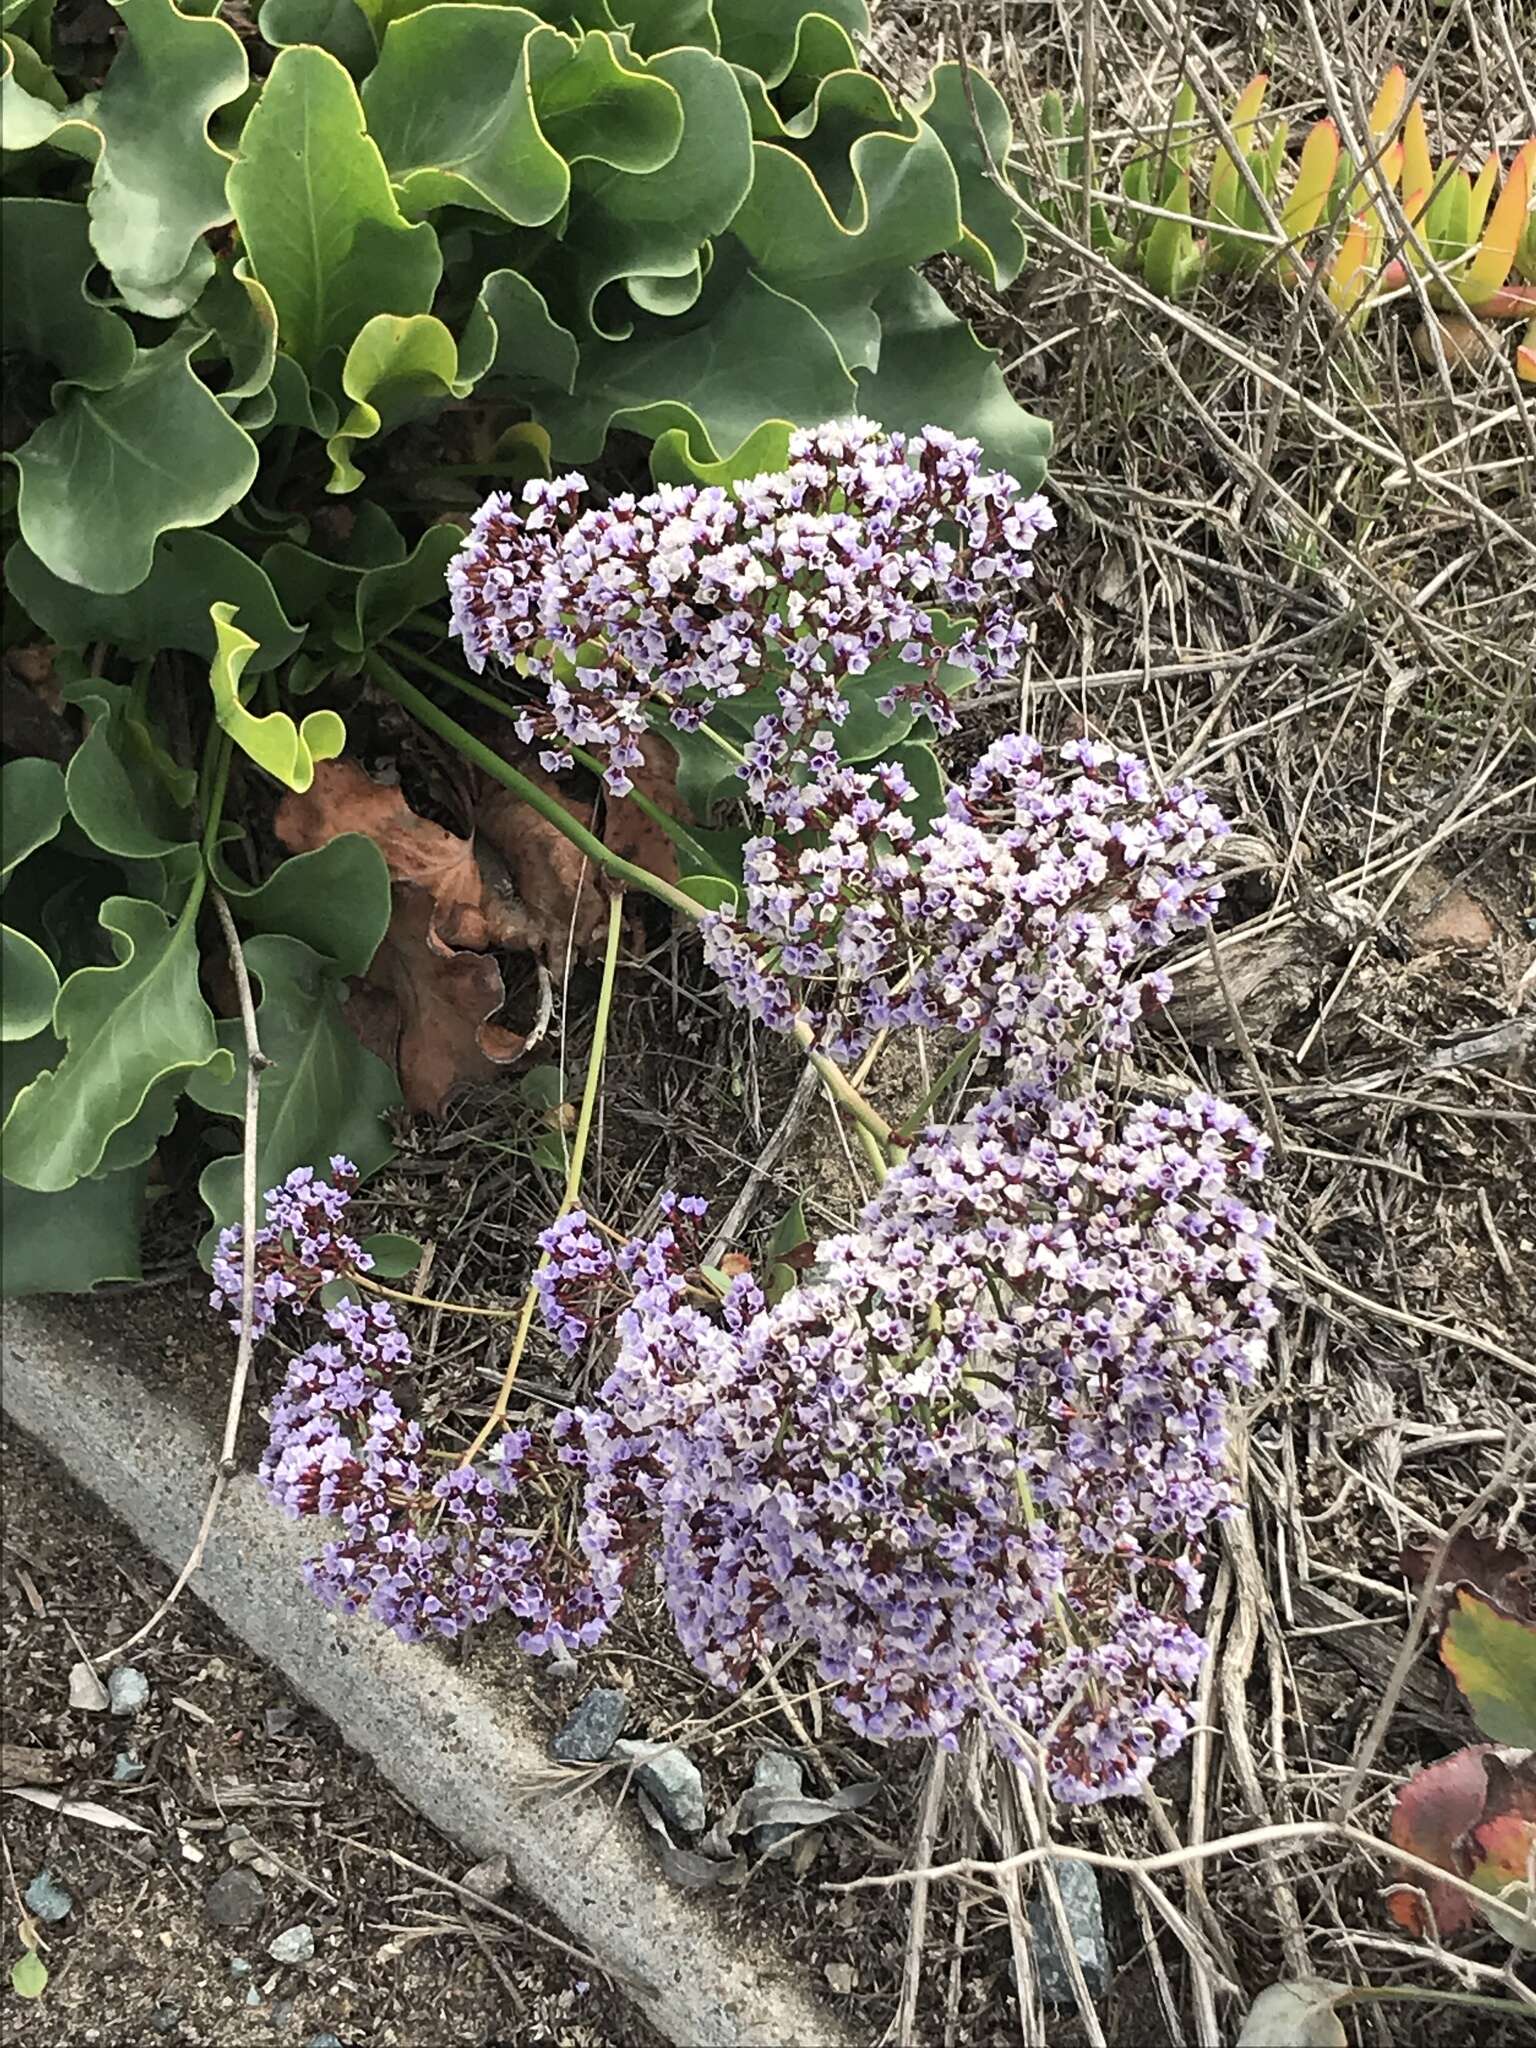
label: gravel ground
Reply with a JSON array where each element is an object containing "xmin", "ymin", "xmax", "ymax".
[{"xmin": 0, "ymin": 1418, "xmax": 661, "ymax": 2048}]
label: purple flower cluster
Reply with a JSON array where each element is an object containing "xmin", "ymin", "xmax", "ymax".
[
  {"xmin": 699, "ymin": 732, "xmax": 1228, "ymax": 1066},
  {"xmin": 220, "ymin": 1166, "xmax": 610, "ymax": 1650},
  {"xmin": 538, "ymin": 1085, "xmax": 1274, "ymax": 1802},
  {"xmin": 445, "ymin": 419, "xmax": 1053, "ymax": 792}
]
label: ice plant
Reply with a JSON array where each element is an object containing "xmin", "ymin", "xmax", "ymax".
[
  {"xmin": 539, "ymin": 1083, "xmax": 1276, "ymax": 1801},
  {"xmin": 445, "ymin": 419, "xmax": 1054, "ymax": 793}
]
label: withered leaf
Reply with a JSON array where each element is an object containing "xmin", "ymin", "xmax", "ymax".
[
  {"xmin": 1401, "ymin": 1533, "xmax": 1536, "ymax": 1625},
  {"xmin": 367, "ymin": 883, "xmax": 523, "ymax": 1116}
]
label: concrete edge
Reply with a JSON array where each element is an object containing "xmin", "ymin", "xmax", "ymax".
[{"xmin": 1, "ymin": 1298, "xmax": 854, "ymax": 2048}]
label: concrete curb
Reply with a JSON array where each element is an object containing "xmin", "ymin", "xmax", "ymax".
[{"xmin": 1, "ymin": 1298, "xmax": 853, "ymax": 2048}]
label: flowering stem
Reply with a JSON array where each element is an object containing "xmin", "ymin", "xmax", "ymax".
[
  {"xmin": 363, "ymin": 652, "xmax": 705, "ymax": 923},
  {"xmin": 459, "ymin": 890, "xmax": 625, "ymax": 1468}
]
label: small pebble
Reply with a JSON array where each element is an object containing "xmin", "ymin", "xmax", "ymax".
[
  {"xmin": 23, "ymin": 1870, "xmax": 72, "ymax": 1924},
  {"xmin": 461, "ymin": 1853, "xmax": 510, "ymax": 1901},
  {"xmin": 112, "ymin": 1751, "xmax": 145, "ymax": 1784},
  {"xmin": 245, "ymin": 1987, "xmax": 262, "ymax": 2009},
  {"xmin": 150, "ymin": 2005, "xmax": 181, "ymax": 2035},
  {"xmin": 205, "ymin": 1868, "xmax": 266, "ymax": 1930},
  {"xmin": 750, "ymin": 1750, "xmax": 803, "ymax": 1857},
  {"xmin": 615, "ymin": 1740, "xmax": 706, "ymax": 1837},
  {"xmin": 825, "ymin": 1961, "xmax": 857, "ymax": 1996},
  {"xmin": 305, "ymin": 2034, "xmax": 344, "ymax": 2048},
  {"xmin": 1024, "ymin": 1858, "xmax": 1112, "ymax": 2004},
  {"xmin": 551, "ymin": 1687, "xmax": 628, "ymax": 1764},
  {"xmin": 268, "ymin": 1923, "xmax": 316, "ymax": 1966},
  {"xmin": 230, "ymin": 1960, "xmax": 252, "ymax": 1978},
  {"xmin": 107, "ymin": 1666, "xmax": 150, "ymax": 1717},
  {"xmin": 67, "ymin": 1661, "xmax": 109, "ymax": 1713}
]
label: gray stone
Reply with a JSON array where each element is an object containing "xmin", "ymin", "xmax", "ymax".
[
  {"xmin": 205, "ymin": 1868, "xmax": 265, "ymax": 1930},
  {"xmin": 616, "ymin": 1741, "xmax": 706, "ymax": 1838},
  {"xmin": 23, "ymin": 1869, "xmax": 72, "ymax": 1924},
  {"xmin": 112, "ymin": 1751, "xmax": 145, "ymax": 1784},
  {"xmin": 1024, "ymin": 1859, "xmax": 1111, "ymax": 2004},
  {"xmin": 107, "ymin": 1665, "xmax": 150, "ymax": 1716},
  {"xmin": 67, "ymin": 1661, "xmax": 109, "ymax": 1713},
  {"xmin": 305, "ymin": 2035, "xmax": 344, "ymax": 2048},
  {"xmin": 245, "ymin": 1987, "xmax": 262, "ymax": 2009},
  {"xmin": 750, "ymin": 1751, "xmax": 803, "ymax": 1857},
  {"xmin": 230, "ymin": 1960, "xmax": 252, "ymax": 1978},
  {"xmin": 150, "ymin": 2006, "xmax": 181, "ymax": 2035},
  {"xmin": 552, "ymin": 1687, "xmax": 628, "ymax": 1764},
  {"xmin": 268, "ymin": 1923, "xmax": 316, "ymax": 1966}
]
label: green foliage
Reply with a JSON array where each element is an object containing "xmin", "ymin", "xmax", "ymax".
[
  {"xmin": 1440, "ymin": 1586, "xmax": 1536, "ymax": 1748},
  {"xmin": 2, "ymin": 0, "xmax": 1050, "ymax": 1296}
]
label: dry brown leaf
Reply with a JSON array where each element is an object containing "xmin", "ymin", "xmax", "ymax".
[
  {"xmin": 602, "ymin": 732, "xmax": 685, "ymax": 889},
  {"xmin": 275, "ymin": 759, "xmax": 540, "ymax": 954},
  {"xmin": 474, "ymin": 743, "xmax": 609, "ymax": 962},
  {"xmin": 368, "ymin": 883, "xmax": 524, "ymax": 1115}
]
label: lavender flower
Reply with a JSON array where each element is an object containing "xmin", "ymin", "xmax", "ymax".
[
  {"xmin": 700, "ymin": 732, "xmax": 1229, "ymax": 1067},
  {"xmin": 542, "ymin": 1082, "xmax": 1275, "ymax": 1802},
  {"xmin": 445, "ymin": 420, "xmax": 1053, "ymax": 794}
]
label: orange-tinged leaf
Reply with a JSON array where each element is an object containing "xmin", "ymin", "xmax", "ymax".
[
  {"xmin": 1211, "ymin": 73, "xmax": 1269, "ymax": 219},
  {"xmin": 1462, "ymin": 148, "xmax": 1533, "ymax": 304},
  {"xmin": 1468, "ymin": 153, "xmax": 1499, "ymax": 240},
  {"xmin": 1439, "ymin": 1586, "xmax": 1536, "ymax": 1745},
  {"xmin": 1369, "ymin": 66, "xmax": 1407, "ymax": 138},
  {"xmin": 1455, "ymin": 1752, "xmax": 1536, "ymax": 1951},
  {"xmin": 1328, "ymin": 215, "xmax": 1374, "ymax": 315},
  {"xmin": 1401, "ymin": 100, "xmax": 1433, "ymax": 221},
  {"xmin": 1283, "ymin": 119, "xmax": 1340, "ymax": 241},
  {"xmin": 1389, "ymin": 1745, "xmax": 1494, "ymax": 1936},
  {"xmin": 1519, "ymin": 316, "xmax": 1536, "ymax": 380}
]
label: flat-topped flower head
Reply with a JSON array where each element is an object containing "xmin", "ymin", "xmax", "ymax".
[
  {"xmin": 446, "ymin": 420, "xmax": 1054, "ymax": 795},
  {"xmin": 702, "ymin": 732, "xmax": 1229, "ymax": 1068}
]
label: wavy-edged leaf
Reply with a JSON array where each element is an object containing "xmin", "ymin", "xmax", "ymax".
[
  {"xmin": 712, "ymin": 0, "xmax": 868, "ymax": 88},
  {"xmin": 214, "ymin": 835, "xmax": 391, "ymax": 977},
  {"xmin": 1, "ymin": 758, "xmax": 67, "ymax": 884},
  {"xmin": 80, "ymin": 0, "xmax": 247, "ymax": 316},
  {"xmin": 1, "ymin": 926, "xmax": 59, "ymax": 1041},
  {"xmin": 0, "ymin": 895, "xmax": 230, "ymax": 1192},
  {"xmin": 325, "ymin": 313, "xmax": 478, "ymax": 492},
  {"xmin": 192, "ymin": 258, "xmax": 280, "ymax": 413},
  {"xmin": 61, "ymin": 677, "xmax": 197, "ymax": 859},
  {"xmin": 649, "ymin": 417, "xmax": 791, "ymax": 486},
  {"xmin": 534, "ymin": 264, "xmax": 854, "ymax": 463},
  {"xmin": 1441, "ymin": 1585, "xmax": 1536, "ymax": 1745},
  {"xmin": 258, "ymin": 0, "xmax": 377, "ymax": 78},
  {"xmin": 1, "ymin": 1037, "xmax": 148, "ymax": 1294},
  {"xmin": 917, "ymin": 62, "xmax": 1027, "ymax": 289},
  {"xmin": 208, "ymin": 602, "xmax": 346, "ymax": 791},
  {"xmin": 227, "ymin": 44, "xmax": 442, "ymax": 375},
  {"xmin": 854, "ymin": 271, "xmax": 1051, "ymax": 489},
  {"xmin": 732, "ymin": 121, "xmax": 961, "ymax": 370},
  {"xmin": 549, "ymin": 44, "xmax": 752, "ymax": 337},
  {"xmin": 188, "ymin": 932, "xmax": 400, "ymax": 1240},
  {"xmin": 465, "ymin": 268, "xmax": 579, "ymax": 400},
  {"xmin": 0, "ymin": 197, "xmax": 135, "ymax": 390},
  {"xmin": 0, "ymin": 32, "xmax": 104, "ymax": 158},
  {"xmin": 8, "ymin": 532, "xmax": 303, "ymax": 671},
  {"xmin": 8, "ymin": 332, "xmax": 259, "ymax": 594}
]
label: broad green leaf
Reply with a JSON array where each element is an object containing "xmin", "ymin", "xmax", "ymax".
[
  {"xmin": 1, "ymin": 758, "xmax": 67, "ymax": 883},
  {"xmin": 1, "ymin": 895, "xmax": 230, "ymax": 1192},
  {"xmin": 2, "ymin": 29, "xmax": 65, "ymax": 106},
  {"xmin": 363, "ymin": 9, "xmax": 565, "ymax": 224},
  {"xmin": 214, "ymin": 835, "xmax": 391, "ymax": 977},
  {"xmin": 0, "ymin": 198, "xmax": 135, "ymax": 390},
  {"xmin": 1, "ymin": 926, "xmax": 59, "ymax": 1041},
  {"xmin": 535, "ymin": 267, "xmax": 855, "ymax": 463},
  {"xmin": 1441, "ymin": 1586, "xmax": 1536, "ymax": 1746},
  {"xmin": 467, "ymin": 269, "xmax": 579, "ymax": 396},
  {"xmin": 192, "ymin": 259, "xmax": 279, "ymax": 410},
  {"xmin": 359, "ymin": 1232, "xmax": 422, "ymax": 1276},
  {"xmin": 188, "ymin": 933, "xmax": 400, "ymax": 1240},
  {"xmin": 62, "ymin": 678, "xmax": 197, "ymax": 859},
  {"xmin": 732, "ymin": 124, "xmax": 961, "ymax": 369},
  {"xmin": 259, "ymin": 0, "xmax": 376, "ymax": 78},
  {"xmin": 854, "ymin": 272, "xmax": 1051, "ymax": 490},
  {"xmin": 8, "ymin": 332, "xmax": 260, "ymax": 594},
  {"xmin": 268, "ymin": 351, "xmax": 341, "ymax": 436},
  {"xmin": 551, "ymin": 45, "xmax": 753, "ymax": 336},
  {"xmin": 208, "ymin": 603, "xmax": 346, "ymax": 791},
  {"xmin": 8, "ymin": 532, "xmax": 303, "ymax": 672},
  {"xmin": 2, "ymin": 1034, "xmax": 148, "ymax": 1296},
  {"xmin": 677, "ymin": 872, "xmax": 739, "ymax": 912},
  {"xmin": 918, "ymin": 63, "xmax": 1028, "ymax": 290},
  {"xmin": 325, "ymin": 313, "xmax": 478, "ymax": 492},
  {"xmin": 79, "ymin": 0, "xmax": 247, "ymax": 316},
  {"xmin": 712, "ymin": 0, "xmax": 868, "ymax": 87},
  {"xmin": 650, "ymin": 417, "xmax": 792, "ymax": 486},
  {"xmin": 351, "ymin": 523, "xmax": 465, "ymax": 649},
  {"xmin": 765, "ymin": 1193, "xmax": 808, "ymax": 1303},
  {"xmin": 878, "ymin": 739, "xmax": 946, "ymax": 833},
  {"xmin": 0, "ymin": 32, "xmax": 101, "ymax": 156},
  {"xmin": 227, "ymin": 44, "xmax": 442, "ymax": 374}
]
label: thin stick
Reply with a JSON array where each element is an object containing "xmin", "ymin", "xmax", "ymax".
[
  {"xmin": 895, "ymin": 1745, "xmax": 948, "ymax": 2048},
  {"xmin": 97, "ymin": 886, "xmax": 270, "ymax": 1665},
  {"xmin": 460, "ymin": 891, "xmax": 624, "ymax": 1467}
]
